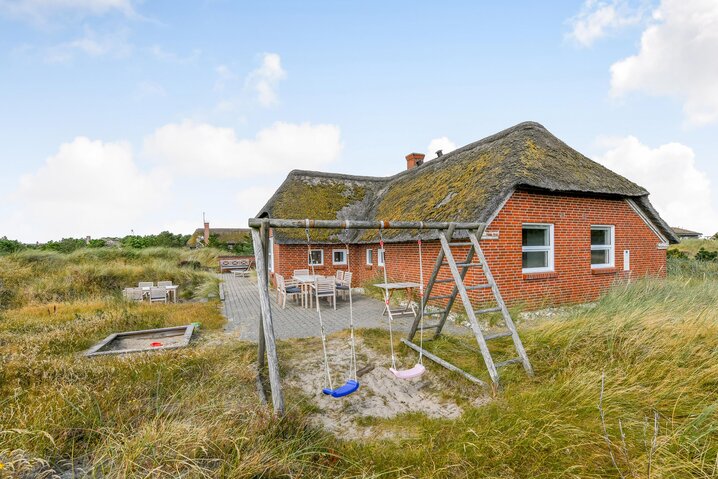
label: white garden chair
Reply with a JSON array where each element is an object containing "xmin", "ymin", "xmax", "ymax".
[
  {"xmin": 276, "ymin": 274, "xmax": 302, "ymax": 309},
  {"xmin": 149, "ymin": 287, "xmax": 168, "ymax": 304},
  {"xmin": 312, "ymin": 277, "xmax": 336, "ymax": 310},
  {"xmin": 157, "ymin": 281, "xmax": 173, "ymax": 287},
  {"xmin": 336, "ymin": 271, "xmax": 352, "ymax": 300}
]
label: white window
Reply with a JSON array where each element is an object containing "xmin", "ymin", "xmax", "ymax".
[
  {"xmin": 268, "ymin": 236, "xmax": 274, "ymax": 272},
  {"xmin": 377, "ymin": 248, "xmax": 385, "ymax": 267},
  {"xmin": 332, "ymin": 249, "xmax": 347, "ymax": 265},
  {"xmin": 591, "ymin": 226, "xmax": 615, "ymax": 268},
  {"xmin": 522, "ymin": 224, "xmax": 554, "ymax": 273},
  {"xmin": 308, "ymin": 249, "xmax": 324, "ymax": 266},
  {"xmin": 366, "ymin": 248, "xmax": 373, "ymax": 265}
]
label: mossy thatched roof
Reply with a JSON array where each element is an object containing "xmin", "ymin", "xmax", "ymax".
[{"xmin": 259, "ymin": 122, "xmax": 678, "ymax": 244}]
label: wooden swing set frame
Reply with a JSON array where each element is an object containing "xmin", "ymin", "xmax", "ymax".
[{"xmin": 249, "ymin": 217, "xmax": 532, "ymax": 416}]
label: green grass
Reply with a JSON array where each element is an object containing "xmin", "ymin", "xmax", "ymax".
[
  {"xmin": 1, "ymin": 251, "xmax": 717, "ymax": 477},
  {"xmin": 669, "ymin": 238, "xmax": 718, "ymax": 256}
]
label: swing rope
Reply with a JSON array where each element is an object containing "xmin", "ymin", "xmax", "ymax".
[
  {"xmin": 417, "ymin": 223, "xmax": 425, "ymax": 365},
  {"xmin": 305, "ymin": 220, "xmax": 333, "ymax": 391},
  {"xmin": 378, "ymin": 224, "xmax": 398, "ymax": 370},
  {"xmin": 342, "ymin": 222, "xmax": 358, "ymax": 382}
]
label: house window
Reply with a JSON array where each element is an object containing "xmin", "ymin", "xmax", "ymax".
[
  {"xmin": 332, "ymin": 249, "xmax": 347, "ymax": 265},
  {"xmin": 366, "ymin": 248, "xmax": 373, "ymax": 265},
  {"xmin": 268, "ymin": 236, "xmax": 274, "ymax": 272},
  {"xmin": 378, "ymin": 248, "xmax": 385, "ymax": 267},
  {"xmin": 522, "ymin": 224, "xmax": 554, "ymax": 273},
  {"xmin": 591, "ymin": 226, "xmax": 615, "ymax": 268},
  {"xmin": 308, "ymin": 249, "xmax": 324, "ymax": 266}
]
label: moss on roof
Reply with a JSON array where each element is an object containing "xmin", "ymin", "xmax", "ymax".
[
  {"xmin": 259, "ymin": 122, "xmax": 678, "ymax": 244},
  {"xmin": 269, "ymin": 175, "xmax": 371, "ymax": 241}
]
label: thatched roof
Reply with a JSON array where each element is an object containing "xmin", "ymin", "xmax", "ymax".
[
  {"xmin": 187, "ymin": 228, "xmax": 251, "ymax": 247},
  {"xmin": 259, "ymin": 122, "xmax": 678, "ymax": 244},
  {"xmin": 671, "ymin": 227, "xmax": 702, "ymax": 237}
]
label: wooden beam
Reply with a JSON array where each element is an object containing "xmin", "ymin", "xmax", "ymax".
[
  {"xmin": 251, "ymin": 224, "xmax": 285, "ymax": 415},
  {"xmin": 400, "ymin": 339, "xmax": 487, "ymax": 387},
  {"xmin": 248, "ymin": 218, "xmax": 485, "ymax": 231}
]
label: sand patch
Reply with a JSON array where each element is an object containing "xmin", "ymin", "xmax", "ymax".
[{"xmin": 286, "ymin": 337, "xmax": 487, "ymax": 439}]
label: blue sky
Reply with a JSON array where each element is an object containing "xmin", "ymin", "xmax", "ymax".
[{"xmin": 1, "ymin": 0, "xmax": 717, "ymax": 241}]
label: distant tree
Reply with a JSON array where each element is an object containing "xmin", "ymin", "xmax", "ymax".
[
  {"xmin": 0, "ymin": 236, "xmax": 24, "ymax": 254},
  {"xmin": 87, "ymin": 239, "xmax": 107, "ymax": 248},
  {"xmin": 711, "ymin": 232, "xmax": 718, "ymax": 240},
  {"xmin": 41, "ymin": 238, "xmax": 87, "ymax": 254},
  {"xmin": 121, "ymin": 232, "xmax": 191, "ymax": 249}
]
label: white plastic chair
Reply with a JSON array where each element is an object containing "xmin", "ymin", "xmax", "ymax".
[
  {"xmin": 337, "ymin": 271, "xmax": 352, "ymax": 300},
  {"xmin": 157, "ymin": 280, "xmax": 173, "ymax": 287}
]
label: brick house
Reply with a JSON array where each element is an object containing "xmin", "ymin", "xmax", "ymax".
[{"xmin": 257, "ymin": 122, "xmax": 678, "ymax": 309}]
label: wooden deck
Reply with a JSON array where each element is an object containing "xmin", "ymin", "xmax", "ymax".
[{"xmin": 219, "ymin": 273, "xmax": 469, "ymax": 341}]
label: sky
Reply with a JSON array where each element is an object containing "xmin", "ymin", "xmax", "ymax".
[{"xmin": 1, "ymin": 0, "xmax": 717, "ymax": 242}]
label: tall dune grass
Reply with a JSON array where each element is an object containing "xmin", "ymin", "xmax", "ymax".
[{"xmin": 1, "ymin": 253, "xmax": 717, "ymax": 477}]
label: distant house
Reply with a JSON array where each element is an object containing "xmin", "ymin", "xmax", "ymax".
[
  {"xmin": 187, "ymin": 222, "xmax": 251, "ymax": 248},
  {"xmin": 258, "ymin": 122, "xmax": 678, "ymax": 309},
  {"xmin": 671, "ymin": 227, "xmax": 702, "ymax": 240}
]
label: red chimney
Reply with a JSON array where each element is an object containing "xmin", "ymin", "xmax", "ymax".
[
  {"xmin": 405, "ymin": 153, "xmax": 425, "ymax": 170},
  {"xmin": 203, "ymin": 219, "xmax": 210, "ymax": 246}
]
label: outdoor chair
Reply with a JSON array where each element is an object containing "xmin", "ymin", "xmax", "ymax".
[
  {"xmin": 335, "ymin": 270, "xmax": 344, "ymax": 285},
  {"xmin": 293, "ymin": 269, "xmax": 309, "ymax": 278},
  {"xmin": 312, "ymin": 277, "xmax": 336, "ymax": 310},
  {"xmin": 276, "ymin": 274, "xmax": 302, "ymax": 309},
  {"xmin": 157, "ymin": 281, "xmax": 173, "ymax": 287},
  {"xmin": 336, "ymin": 271, "xmax": 352, "ymax": 300},
  {"xmin": 138, "ymin": 281, "xmax": 154, "ymax": 288},
  {"xmin": 123, "ymin": 287, "xmax": 144, "ymax": 302},
  {"xmin": 149, "ymin": 287, "xmax": 168, "ymax": 304},
  {"xmin": 232, "ymin": 260, "xmax": 251, "ymax": 278}
]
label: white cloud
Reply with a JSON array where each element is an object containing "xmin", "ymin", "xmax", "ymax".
[
  {"xmin": 246, "ymin": 53, "xmax": 286, "ymax": 107},
  {"xmin": 610, "ymin": 0, "xmax": 718, "ymax": 126},
  {"xmin": 10, "ymin": 137, "xmax": 170, "ymax": 241},
  {"xmin": 567, "ymin": 0, "xmax": 644, "ymax": 47},
  {"xmin": 427, "ymin": 137, "xmax": 456, "ymax": 159},
  {"xmin": 149, "ymin": 45, "xmax": 201, "ymax": 65},
  {"xmin": 236, "ymin": 185, "xmax": 281, "ymax": 219},
  {"xmin": 44, "ymin": 27, "xmax": 131, "ymax": 62},
  {"xmin": 594, "ymin": 135, "xmax": 718, "ymax": 234},
  {"xmin": 0, "ymin": 0, "xmax": 135, "ymax": 23},
  {"xmin": 144, "ymin": 120, "xmax": 342, "ymax": 178}
]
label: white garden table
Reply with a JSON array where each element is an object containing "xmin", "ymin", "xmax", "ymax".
[
  {"xmin": 293, "ymin": 274, "xmax": 324, "ymax": 308},
  {"xmin": 373, "ymin": 281, "xmax": 421, "ymax": 317}
]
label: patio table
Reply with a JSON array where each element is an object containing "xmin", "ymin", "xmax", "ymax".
[
  {"xmin": 373, "ymin": 281, "xmax": 421, "ymax": 317},
  {"xmin": 293, "ymin": 274, "xmax": 324, "ymax": 308}
]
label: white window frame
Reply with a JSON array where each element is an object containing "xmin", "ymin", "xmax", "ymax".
[
  {"xmin": 377, "ymin": 248, "xmax": 385, "ymax": 267},
  {"xmin": 521, "ymin": 223, "xmax": 554, "ymax": 273},
  {"xmin": 332, "ymin": 248, "xmax": 348, "ymax": 266},
  {"xmin": 268, "ymin": 236, "xmax": 274, "ymax": 273},
  {"xmin": 308, "ymin": 249, "xmax": 324, "ymax": 266},
  {"xmin": 366, "ymin": 248, "xmax": 373, "ymax": 265},
  {"xmin": 591, "ymin": 225, "xmax": 615, "ymax": 269}
]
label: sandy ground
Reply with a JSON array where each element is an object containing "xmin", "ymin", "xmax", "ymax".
[{"xmin": 285, "ymin": 337, "xmax": 488, "ymax": 439}]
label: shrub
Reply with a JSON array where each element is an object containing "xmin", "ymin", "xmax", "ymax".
[
  {"xmin": 0, "ymin": 236, "xmax": 24, "ymax": 255},
  {"xmin": 666, "ymin": 248, "xmax": 688, "ymax": 259},
  {"xmin": 695, "ymin": 247, "xmax": 718, "ymax": 261}
]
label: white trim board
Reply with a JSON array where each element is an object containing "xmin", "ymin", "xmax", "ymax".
[{"xmin": 625, "ymin": 199, "xmax": 669, "ymax": 249}]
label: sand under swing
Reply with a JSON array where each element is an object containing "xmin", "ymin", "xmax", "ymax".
[{"xmin": 285, "ymin": 337, "xmax": 490, "ymax": 440}]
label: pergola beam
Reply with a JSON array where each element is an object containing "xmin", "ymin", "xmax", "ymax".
[{"xmin": 248, "ymin": 218, "xmax": 484, "ymax": 230}]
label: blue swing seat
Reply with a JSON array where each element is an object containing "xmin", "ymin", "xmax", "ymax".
[{"xmin": 322, "ymin": 379, "xmax": 359, "ymax": 398}]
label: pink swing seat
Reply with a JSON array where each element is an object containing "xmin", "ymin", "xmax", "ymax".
[{"xmin": 389, "ymin": 363, "xmax": 426, "ymax": 379}]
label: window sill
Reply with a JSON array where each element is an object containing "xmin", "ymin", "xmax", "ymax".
[
  {"xmin": 591, "ymin": 267, "xmax": 617, "ymax": 275},
  {"xmin": 523, "ymin": 271, "xmax": 557, "ymax": 281}
]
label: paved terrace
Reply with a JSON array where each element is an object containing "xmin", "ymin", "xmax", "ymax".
[{"xmin": 219, "ymin": 273, "xmax": 469, "ymax": 341}]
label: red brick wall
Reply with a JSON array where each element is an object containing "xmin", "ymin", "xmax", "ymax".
[{"xmin": 271, "ymin": 190, "xmax": 667, "ymax": 309}]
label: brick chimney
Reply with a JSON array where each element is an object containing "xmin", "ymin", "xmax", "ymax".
[
  {"xmin": 203, "ymin": 212, "xmax": 210, "ymax": 246},
  {"xmin": 405, "ymin": 152, "xmax": 425, "ymax": 170}
]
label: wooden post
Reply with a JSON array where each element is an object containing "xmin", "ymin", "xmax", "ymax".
[{"xmin": 251, "ymin": 222, "xmax": 285, "ymax": 415}]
